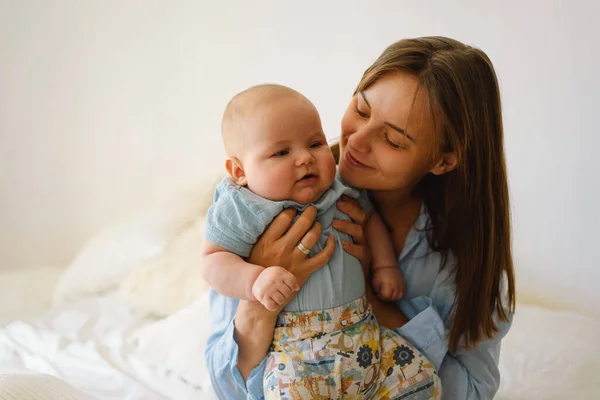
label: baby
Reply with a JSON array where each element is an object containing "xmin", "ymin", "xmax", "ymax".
[{"xmin": 201, "ymin": 84, "xmax": 411, "ymax": 398}]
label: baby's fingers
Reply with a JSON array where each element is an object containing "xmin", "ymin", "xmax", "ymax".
[
  {"xmin": 275, "ymin": 281, "xmax": 295, "ymax": 300},
  {"xmin": 396, "ymin": 288, "xmax": 405, "ymax": 300},
  {"xmin": 282, "ymin": 270, "xmax": 300, "ymax": 291},
  {"xmin": 380, "ymin": 286, "xmax": 393, "ymax": 300},
  {"xmin": 263, "ymin": 299, "xmax": 279, "ymax": 311},
  {"xmin": 270, "ymin": 291, "xmax": 286, "ymax": 306}
]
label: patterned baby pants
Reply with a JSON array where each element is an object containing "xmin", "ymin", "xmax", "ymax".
[{"xmin": 263, "ymin": 296, "xmax": 441, "ymax": 399}]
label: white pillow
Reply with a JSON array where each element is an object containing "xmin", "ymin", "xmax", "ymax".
[
  {"xmin": 117, "ymin": 214, "xmax": 210, "ymax": 317},
  {"xmin": 129, "ymin": 292, "xmax": 214, "ymax": 392},
  {"xmin": 53, "ymin": 178, "xmax": 220, "ymax": 307}
]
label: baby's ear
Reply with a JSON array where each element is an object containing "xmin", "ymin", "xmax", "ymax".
[{"xmin": 225, "ymin": 157, "xmax": 248, "ymax": 186}]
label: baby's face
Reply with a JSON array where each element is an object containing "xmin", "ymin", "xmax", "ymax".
[{"xmin": 240, "ymin": 98, "xmax": 336, "ymax": 204}]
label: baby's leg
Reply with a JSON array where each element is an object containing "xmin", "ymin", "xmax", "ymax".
[
  {"xmin": 373, "ymin": 327, "xmax": 441, "ymax": 399},
  {"xmin": 263, "ymin": 297, "xmax": 380, "ymax": 399},
  {"xmin": 264, "ymin": 348, "xmax": 342, "ymax": 400}
]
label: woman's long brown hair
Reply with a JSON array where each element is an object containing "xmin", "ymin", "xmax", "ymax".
[{"xmin": 347, "ymin": 37, "xmax": 516, "ymax": 352}]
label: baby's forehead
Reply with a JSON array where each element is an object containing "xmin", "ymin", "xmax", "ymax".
[
  {"xmin": 238, "ymin": 85, "xmax": 306, "ymax": 109},
  {"xmin": 249, "ymin": 92, "xmax": 310, "ymax": 116},
  {"xmin": 222, "ymin": 84, "xmax": 321, "ymax": 155},
  {"xmin": 250, "ymin": 107, "xmax": 323, "ymax": 145},
  {"xmin": 227, "ymin": 84, "xmax": 316, "ymax": 123}
]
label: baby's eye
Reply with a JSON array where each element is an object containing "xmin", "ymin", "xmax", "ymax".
[
  {"xmin": 273, "ymin": 150, "xmax": 289, "ymax": 157},
  {"xmin": 309, "ymin": 141, "xmax": 323, "ymax": 149}
]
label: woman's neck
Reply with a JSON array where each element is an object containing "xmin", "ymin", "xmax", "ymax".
[{"xmin": 369, "ymin": 188, "xmax": 422, "ymax": 232}]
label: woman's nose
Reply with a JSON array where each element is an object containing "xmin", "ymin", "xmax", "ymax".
[{"xmin": 348, "ymin": 124, "xmax": 372, "ymax": 154}]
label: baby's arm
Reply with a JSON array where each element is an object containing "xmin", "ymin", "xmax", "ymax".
[
  {"xmin": 366, "ymin": 211, "xmax": 406, "ymax": 301},
  {"xmin": 200, "ymin": 241, "xmax": 299, "ymax": 310}
]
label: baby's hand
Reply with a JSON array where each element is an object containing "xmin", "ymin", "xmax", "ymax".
[
  {"xmin": 372, "ymin": 266, "xmax": 406, "ymax": 301},
  {"xmin": 252, "ymin": 266, "xmax": 300, "ymax": 311}
]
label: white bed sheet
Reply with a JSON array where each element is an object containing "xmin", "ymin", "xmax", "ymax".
[{"xmin": 0, "ymin": 292, "xmax": 215, "ymax": 399}]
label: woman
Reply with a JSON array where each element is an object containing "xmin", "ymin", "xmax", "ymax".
[{"xmin": 206, "ymin": 36, "xmax": 516, "ymax": 399}]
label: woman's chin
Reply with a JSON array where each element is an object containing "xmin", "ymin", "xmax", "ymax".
[{"xmin": 339, "ymin": 162, "xmax": 365, "ymax": 187}]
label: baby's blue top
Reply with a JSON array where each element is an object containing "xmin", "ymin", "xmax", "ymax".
[{"xmin": 204, "ymin": 176, "xmax": 371, "ymax": 312}]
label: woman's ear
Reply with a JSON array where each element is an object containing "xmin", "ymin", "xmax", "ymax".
[
  {"xmin": 430, "ymin": 152, "xmax": 458, "ymax": 176},
  {"xmin": 225, "ymin": 157, "xmax": 248, "ymax": 186}
]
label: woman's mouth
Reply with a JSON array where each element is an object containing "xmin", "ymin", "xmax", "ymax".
[{"xmin": 345, "ymin": 151, "xmax": 371, "ymax": 169}]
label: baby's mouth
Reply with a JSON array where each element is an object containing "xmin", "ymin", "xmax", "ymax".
[{"xmin": 298, "ymin": 173, "xmax": 318, "ymax": 182}]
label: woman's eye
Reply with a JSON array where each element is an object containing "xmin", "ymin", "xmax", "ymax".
[
  {"xmin": 355, "ymin": 104, "xmax": 369, "ymax": 118},
  {"xmin": 309, "ymin": 141, "xmax": 323, "ymax": 149},
  {"xmin": 384, "ymin": 132, "xmax": 402, "ymax": 149},
  {"xmin": 273, "ymin": 150, "xmax": 289, "ymax": 157}
]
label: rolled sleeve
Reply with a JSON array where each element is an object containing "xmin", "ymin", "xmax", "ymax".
[
  {"xmin": 394, "ymin": 295, "xmax": 512, "ymax": 399},
  {"xmin": 394, "ymin": 296, "xmax": 449, "ymax": 370},
  {"xmin": 205, "ymin": 290, "xmax": 267, "ymax": 399},
  {"xmin": 245, "ymin": 357, "xmax": 267, "ymax": 400},
  {"xmin": 437, "ymin": 316, "xmax": 512, "ymax": 399}
]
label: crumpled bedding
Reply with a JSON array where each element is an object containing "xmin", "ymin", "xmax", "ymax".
[{"xmin": 0, "ymin": 277, "xmax": 215, "ymax": 399}]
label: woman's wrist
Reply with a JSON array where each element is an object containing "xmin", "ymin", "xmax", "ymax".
[{"xmin": 234, "ymin": 300, "xmax": 279, "ymax": 381}]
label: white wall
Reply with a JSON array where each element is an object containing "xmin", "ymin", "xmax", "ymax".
[{"xmin": 1, "ymin": 1, "xmax": 599, "ymax": 314}]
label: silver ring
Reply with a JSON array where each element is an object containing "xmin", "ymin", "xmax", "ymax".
[{"xmin": 297, "ymin": 242, "xmax": 311, "ymax": 255}]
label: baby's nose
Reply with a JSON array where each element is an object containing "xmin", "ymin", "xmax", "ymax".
[{"xmin": 296, "ymin": 149, "xmax": 315, "ymax": 166}]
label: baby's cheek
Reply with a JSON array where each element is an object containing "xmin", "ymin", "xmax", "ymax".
[
  {"xmin": 248, "ymin": 168, "xmax": 290, "ymax": 200},
  {"xmin": 322, "ymin": 156, "xmax": 337, "ymax": 183}
]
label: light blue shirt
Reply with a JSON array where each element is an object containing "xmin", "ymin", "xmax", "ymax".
[
  {"xmin": 204, "ymin": 177, "xmax": 370, "ymax": 311},
  {"xmin": 205, "ymin": 204, "xmax": 512, "ymax": 399}
]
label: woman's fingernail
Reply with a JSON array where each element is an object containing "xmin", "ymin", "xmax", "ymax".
[{"xmin": 332, "ymin": 220, "xmax": 340, "ymax": 228}]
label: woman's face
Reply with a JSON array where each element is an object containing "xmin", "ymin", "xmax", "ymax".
[{"xmin": 339, "ymin": 72, "xmax": 443, "ymax": 193}]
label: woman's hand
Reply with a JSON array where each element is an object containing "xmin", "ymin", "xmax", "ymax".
[
  {"xmin": 248, "ymin": 206, "xmax": 336, "ymax": 290},
  {"xmin": 333, "ymin": 196, "xmax": 371, "ymax": 276},
  {"xmin": 239, "ymin": 205, "xmax": 336, "ymax": 326},
  {"xmin": 235, "ymin": 207, "xmax": 336, "ymax": 381},
  {"xmin": 333, "ymin": 196, "xmax": 409, "ymax": 329}
]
